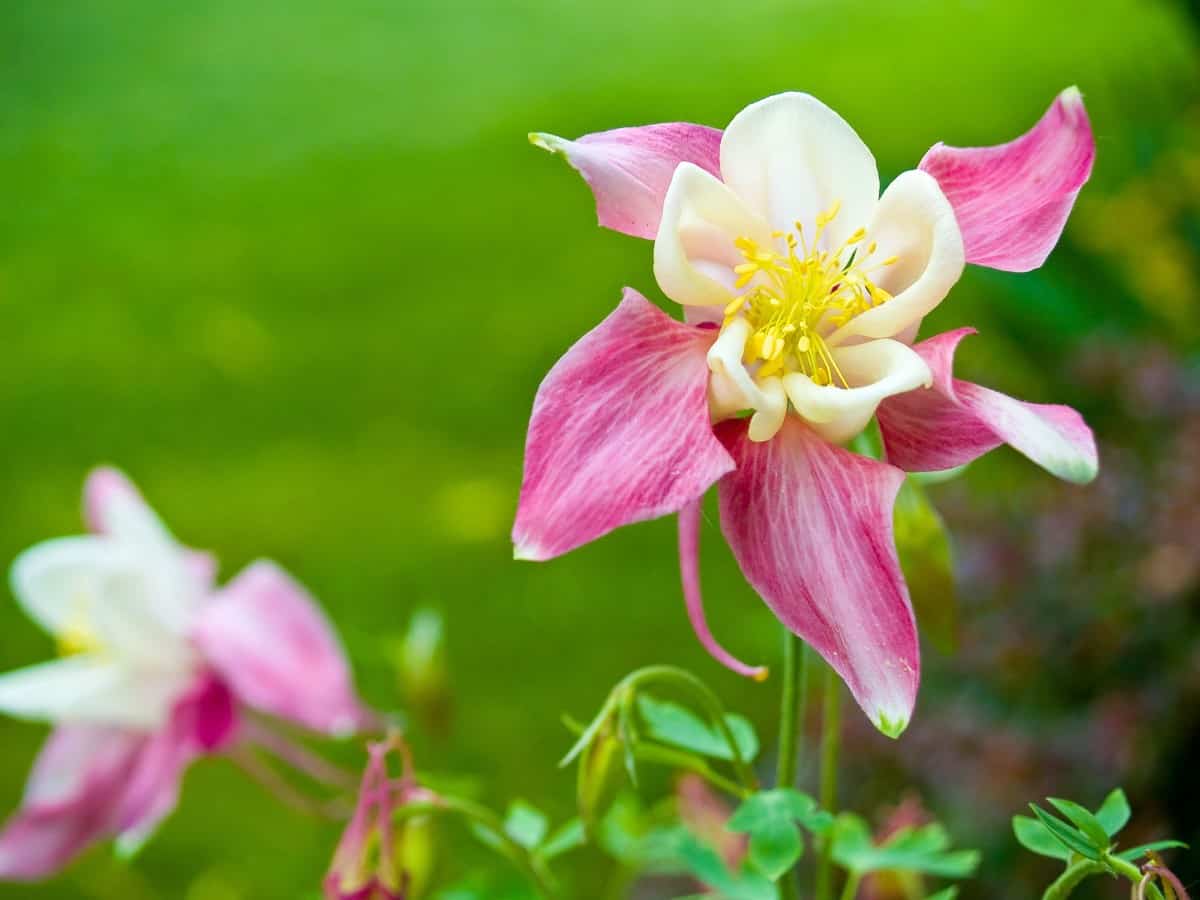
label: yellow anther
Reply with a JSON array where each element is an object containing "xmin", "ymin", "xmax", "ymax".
[
  {"xmin": 882, "ymin": 255, "xmax": 899, "ymax": 266},
  {"xmin": 719, "ymin": 209, "xmax": 898, "ymax": 389}
]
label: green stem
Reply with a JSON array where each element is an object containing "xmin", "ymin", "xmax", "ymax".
[
  {"xmin": 619, "ymin": 665, "xmax": 757, "ymax": 790},
  {"xmin": 775, "ymin": 630, "xmax": 806, "ymax": 900},
  {"xmin": 395, "ymin": 798, "xmax": 558, "ymax": 898},
  {"xmin": 775, "ymin": 630, "xmax": 802, "ymax": 790},
  {"xmin": 1041, "ymin": 859, "xmax": 1105, "ymax": 899},
  {"xmin": 814, "ymin": 664, "xmax": 842, "ymax": 900},
  {"xmin": 838, "ymin": 871, "xmax": 862, "ymax": 900},
  {"xmin": 632, "ymin": 743, "xmax": 751, "ymax": 799},
  {"xmin": 1105, "ymin": 854, "xmax": 1165, "ymax": 900}
]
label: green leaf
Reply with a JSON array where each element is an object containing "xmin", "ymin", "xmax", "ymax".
[
  {"xmin": 1012, "ymin": 815, "xmax": 1071, "ymax": 861},
  {"xmin": 1095, "ymin": 789, "xmax": 1131, "ymax": 837},
  {"xmin": 1047, "ymin": 798, "xmax": 1110, "ymax": 850},
  {"xmin": 893, "ymin": 477, "xmax": 957, "ymax": 654},
  {"xmin": 538, "ymin": 818, "xmax": 585, "ymax": 861},
  {"xmin": 635, "ymin": 695, "xmax": 759, "ymax": 762},
  {"xmin": 1029, "ymin": 805, "xmax": 1102, "ymax": 861},
  {"xmin": 503, "ymin": 801, "xmax": 548, "ymax": 849},
  {"xmin": 644, "ymin": 826, "xmax": 778, "ymax": 900},
  {"xmin": 728, "ymin": 789, "xmax": 818, "ymax": 831},
  {"xmin": 831, "ymin": 814, "xmax": 981, "ymax": 878},
  {"xmin": 1117, "ymin": 840, "xmax": 1189, "ymax": 861},
  {"xmin": 924, "ymin": 889, "xmax": 959, "ymax": 900},
  {"xmin": 746, "ymin": 817, "xmax": 803, "ymax": 880},
  {"xmin": 727, "ymin": 790, "xmax": 820, "ymax": 881}
]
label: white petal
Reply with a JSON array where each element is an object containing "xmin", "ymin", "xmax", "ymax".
[
  {"xmin": 0, "ymin": 656, "xmax": 190, "ymax": 730},
  {"xmin": 705, "ymin": 318, "xmax": 788, "ymax": 442},
  {"xmin": 783, "ymin": 339, "xmax": 932, "ymax": 443},
  {"xmin": 11, "ymin": 537, "xmax": 192, "ymax": 666},
  {"xmin": 828, "ymin": 170, "xmax": 964, "ymax": 345},
  {"xmin": 654, "ymin": 163, "xmax": 773, "ymax": 306},
  {"xmin": 720, "ymin": 93, "xmax": 879, "ymax": 244}
]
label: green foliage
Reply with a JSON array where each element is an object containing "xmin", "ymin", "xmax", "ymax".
[
  {"xmin": 726, "ymin": 789, "xmax": 826, "ymax": 880},
  {"xmin": 643, "ymin": 827, "xmax": 778, "ymax": 900},
  {"xmin": 503, "ymin": 801, "xmax": 549, "ymax": 850},
  {"xmin": 829, "ymin": 814, "xmax": 981, "ymax": 879},
  {"xmin": 1014, "ymin": 789, "xmax": 1188, "ymax": 899}
]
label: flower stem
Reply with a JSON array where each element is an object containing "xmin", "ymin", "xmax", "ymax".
[
  {"xmin": 1041, "ymin": 859, "xmax": 1105, "ymax": 899},
  {"xmin": 775, "ymin": 629, "xmax": 808, "ymax": 900},
  {"xmin": 814, "ymin": 663, "xmax": 842, "ymax": 900},
  {"xmin": 775, "ymin": 630, "xmax": 802, "ymax": 791},
  {"xmin": 838, "ymin": 871, "xmax": 861, "ymax": 900}
]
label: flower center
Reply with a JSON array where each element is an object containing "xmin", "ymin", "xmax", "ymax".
[
  {"xmin": 57, "ymin": 589, "xmax": 102, "ymax": 657},
  {"xmin": 721, "ymin": 200, "xmax": 898, "ymax": 386}
]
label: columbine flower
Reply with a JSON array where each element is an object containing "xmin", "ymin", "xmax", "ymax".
[
  {"xmin": 324, "ymin": 735, "xmax": 436, "ymax": 900},
  {"xmin": 514, "ymin": 91, "xmax": 1097, "ymax": 736},
  {"xmin": 0, "ymin": 467, "xmax": 372, "ymax": 879}
]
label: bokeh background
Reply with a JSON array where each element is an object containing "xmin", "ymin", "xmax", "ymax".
[{"xmin": 1, "ymin": 1, "xmax": 1198, "ymax": 897}]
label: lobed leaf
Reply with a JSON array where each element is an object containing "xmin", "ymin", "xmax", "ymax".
[
  {"xmin": 635, "ymin": 694, "xmax": 759, "ymax": 762},
  {"xmin": 1047, "ymin": 797, "xmax": 1110, "ymax": 850},
  {"xmin": 1012, "ymin": 815, "xmax": 1071, "ymax": 861},
  {"xmin": 1094, "ymin": 788, "xmax": 1131, "ymax": 837},
  {"xmin": 1029, "ymin": 804, "xmax": 1102, "ymax": 861}
]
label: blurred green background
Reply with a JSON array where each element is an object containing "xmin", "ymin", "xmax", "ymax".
[{"xmin": 0, "ymin": 1, "xmax": 1198, "ymax": 897}]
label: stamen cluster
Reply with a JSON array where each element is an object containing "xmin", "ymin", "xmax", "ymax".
[{"xmin": 722, "ymin": 201, "xmax": 897, "ymax": 386}]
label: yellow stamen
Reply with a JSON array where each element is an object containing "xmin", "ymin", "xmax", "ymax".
[{"xmin": 719, "ymin": 201, "xmax": 900, "ymax": 391}]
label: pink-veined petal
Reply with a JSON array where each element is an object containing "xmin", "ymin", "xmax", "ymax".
[
  {"xmin": 192, "ymin": 561, "xmax": 369, "ymax": 737},
  {"xmin": 716, "ymin": 418, "xmax": 917, "ymax": 737},
  {"xmin": 531, "ymin": 123, "xmax": 722, "ymax": 240},
  {"xmin": 0, "ymin": 726, "xmax": 142, "ymax": 880},
  {"xmin": 512, "ymin": 289, "xmax": 735, "ymax": 560},
  {"xmin": 876, "ymin": 328, "xmax": 1098, "ymax": 484},
  {"xmin": 677, "ymin": 499, "xmax": 767, "ymax": 681},
  {"xmin": 918, "ymin": 87, "xmax": 1095, "ymax": 272}
]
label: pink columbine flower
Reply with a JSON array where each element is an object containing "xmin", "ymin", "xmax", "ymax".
[
  {"xmin": 0, "ymin": 467, "xmax": 373, "ymax": 880},
  {"xmin": 513, "ymin": 90, "xmax": 1097, "ymax": 737}
]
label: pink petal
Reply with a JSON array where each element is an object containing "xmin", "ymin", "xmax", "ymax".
[
  {"xmin": 83, "ymin": 465, "xmax": 218, "ymax": 587},
  {"xmin": 0, "ymin": 726, "xmax": 142, "ymax": 880},
  {"xmin": 83, "ymin": 466, "xmax": 145, "ymax": 535},
  {"xmin": 192, "ymin": 561, "xmax": 370, "ymax": 736},
  {"xmin": 112, "ymin": 675, "xmax": 235, "ymax": 852},
  {"xmin": 876, "ymin": 328, "xmax": 1098, "ymax": 484},
  {"xmin": 512, "ymin": 289, "xmax": 735, "ymax": 560},
  {"xmin": 919, "ymin": 87, "xmax": 1094, "ymax": 271},
  {"xmin": 531, "ymin": 124, "xmax": 722, "ymax": 239},
  {"xmin": 677, "ymin": 499, "xmax": 768, "ymax": 681},
  {"xmin": 716, "ymin": 418, "xmax": 917, "ymax": 737}
]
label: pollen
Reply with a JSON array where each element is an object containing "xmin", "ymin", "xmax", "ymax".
[
  {"xmin": 721, "ymin": 203, "xmax": 897, "ymax": 388},
  {"xmin": 56, "ymin": 589, "xmax": 103, "ymax": 658}
]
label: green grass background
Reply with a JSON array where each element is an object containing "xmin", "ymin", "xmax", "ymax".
[{"xmin": 0, "ymin": 1, "xmax": 1197, "ymax": 897}]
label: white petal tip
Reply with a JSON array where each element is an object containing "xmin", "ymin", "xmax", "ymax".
[
  {"xmin": 529, "ymin": 132, "xmax": 568, "ymax": 154},
  {"xmin": 512, "ymin": 539, "xmax": 547, "ymax": 562},
  {"xmin": 874, "ymin": 712, "xmax": 909, "ymax": 739}
]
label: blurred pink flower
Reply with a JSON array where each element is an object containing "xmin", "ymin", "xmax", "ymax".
[
  {"xmin": 0, "ymin": 467, "xmax": 373, "ymax": 880},
  {"xmin": 514, "ymin": 90, "xmax": 1097, "ymax": 736}
]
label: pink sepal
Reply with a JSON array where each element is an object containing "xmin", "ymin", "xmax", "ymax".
[
  {"xmin": 512, "ymin": 289, "xmax": 734, "ymax": 560},
  {"xmin": 716, "ymin": 418, "xmax": 918, "ymax": 737},
  {"xmin": 876, "ymin": 328, "xmax": 1098, "ymax": 484},
  {"xmin": 919, "ymin": 87, "xmax": 1094, "ymax": 271}
]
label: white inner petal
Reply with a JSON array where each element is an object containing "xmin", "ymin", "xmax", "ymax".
[
  {"xmin": 720, "ymin": 92, "xmax": 880, "ymax": 246},
  {"xmin": 827, "ymin": 170, "xmax": 964, "ymax": 346},
  {"xmin": 782, "ymin": 339, "xmax": 932, "ymax": 443},
  {"xmin": 654, "ymin": 162, "xmax": 773, "ymax": 307}
]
